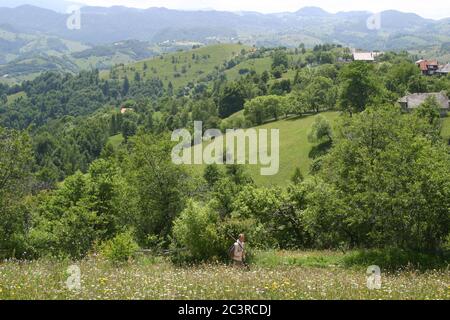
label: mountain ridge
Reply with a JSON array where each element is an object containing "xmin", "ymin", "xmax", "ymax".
[
  {"xmin": 3, "ymin": 4, "xmax": 448, "ymax": 21},
  {"xmin": 1, "ymin": 4, "xmax": 450, "ymax": 83}
]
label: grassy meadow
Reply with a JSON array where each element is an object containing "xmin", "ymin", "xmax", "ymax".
[
  {"xmin": 186, "ymin": 111, "xmax": 339, "ymax": 186},
  {"xmin": 102, "ymin": 43, "xmax": 247, "ymax": 88},
  {"xmin": 1, "ymin": 250, "xmax": 448, "ymax": 300}
]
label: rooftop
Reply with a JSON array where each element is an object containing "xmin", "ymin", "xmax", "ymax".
[
  {"xmin": 353, "ymin": 52, "xmax": 375, "ymax": 61},
  {"xmin": 438, "ymin": 63, "xmax": 450, "ymax": 74},
  {"xmin": 398, "ymin": 92, "xmax": 449, "ymax": 109},
  {"xmin": 416, "ymin": 60, "xmax": 439, "ymax": 71}
]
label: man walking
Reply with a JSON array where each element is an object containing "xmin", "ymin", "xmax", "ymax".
[{"xmin": 232, "ymin": 234, "xmax": 246, "ymax": 267}]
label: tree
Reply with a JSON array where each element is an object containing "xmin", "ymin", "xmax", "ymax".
[
  {"xmin": 385, "ymin": 61, "xmax": 420, "ymax": 95},
  {"xmin": 204, "ymin": 164, "xmax": 224, "ymax": 187},
  {"xmin": 126, "ymin": 134, "xmax": 192, "ymax": 246},
  {"xmin": 86, "ymin": 159, "xmax": 125, "ymax": 239},
  {"xmin": 408, "ymin": 74, "xmax": 430, "ymax": 93},
  {"xmin": 261, "ymin": 71, "xmax": 270, "ymax": 83},
  {"xmin": 218, "ymin": 82, "xmax": 247, "ymax": 118},
  {"xmin": 134, "ymin": 72, "xmax": 141, "ymax": 82},
  {"xmin": 284, "ymin": 91, "xmax": 306, "ymax": 116},
  {"xmin": 414, "ymin": 96, "xmax": 441, "ymax": 127},
  {"xmin": 191, "ymin": 98, "xmax": 219, "ymax": 129},
  {"xmin": 232, "ymin": 185, "xmax": 307, "ymax": 248},
  {"xmin": 0, "ymin": 127, "xmax": 33, "ymax": 257},
  {"xmin": 309, "ymin": 105, "xmax": 450, "ymax": 251},
  {"xmin": 225, "ymin": 164, "xmax": 253, "ymax": 186},
  {"xmin": 270, "ymin": 79, "xmax": 291, "ymax": 95},
  {"xmin": 291, "ymin": 167, "xmax": 304, "ymax": 184},
  {"xmin": 308, "ymin": 115, "xmax": 332, "ymax": 144},
  {"xmin": 121, "ymin": 119, "xmax": 137, "ymax": 142},
  {"xmin": 307, "ymin": 115, "xmax": 334, "ymax": 160},
  {"xmin": 338, "ymin": 62, "xmax": 381, "ymax": 115},
  {"xmin": 122, "ymin": 76, "xmax": 130, "ymax": 96},
  {"xmin": 171, "ymin": 200, "xmax": 221, "ymax": 262},
  {"xmin": 167, "ymin": 82, "xmax": 174, "ymax": 96},
  {"xmin": 244, "ymin": 95, "xmax": 285, "ymax": 125},
  {"xmin": 29, "ymin": 160, "xmax": 128, "ymax": 258},
  {"xmin": 302, "ymin": 76, "xmax": 336, "ymax": 113},
  {"xmin": 272, "ymin": 50, "xmax": 289, "ymax": 69}
]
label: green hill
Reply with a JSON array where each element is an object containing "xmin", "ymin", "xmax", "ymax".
[
  {"xmin": 224, "ymin": 57, "xmax": 272, "ymax": 81},
  {"xmin": 243, "ymin": 112, "xmax": 340, "ymax": 186},
  {"xmin": 102, "ymin": 43, "xmax": 247, "ymax": 89},
  {"xmin": 185, "ymin": 112, "xmax": 340, "ymax": 187},
  {"xmin": 185, "ymin": 113, "xmax": 450, "ymax": 187}
]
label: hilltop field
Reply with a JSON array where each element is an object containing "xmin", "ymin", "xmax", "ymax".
[
  {"xmin": 101, "ymin": 43, "xmax": 316, "ymax": 89},
  {"xmin": 101, "ymin": 44, "xmax": 248, "ymax": 88}
]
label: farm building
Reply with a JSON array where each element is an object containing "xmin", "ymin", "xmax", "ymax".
[
  {"xmin": 352, "ymin": 52, "xmax": 382, "ymax": 62},
  {"xmin": 437, "ymin": 63, "xmax": 450, "ymax": 76},
  {"xmin": 398, "ymin": 92, "xmax": 449, "ymax": 116},
  {"xmin": 416, "ymin": 60, "xmax": 439, "ymax": 76}
]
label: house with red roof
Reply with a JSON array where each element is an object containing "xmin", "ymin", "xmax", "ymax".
[{"xmin": 416, "ymin": 59, "xmax": 439, "ymax": 76}]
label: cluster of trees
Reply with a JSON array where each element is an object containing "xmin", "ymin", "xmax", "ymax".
[{"xmin": 1, "ymin": 100, "xmax": 449, "ymax": 260}]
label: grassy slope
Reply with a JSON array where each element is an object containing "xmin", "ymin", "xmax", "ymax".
[
  {"xmin": 224, "ymin": 57, "xmax": 272, "ymax": 81},
  {"xmin": 6, "ymin": 91, "xmax": 26, "ymax": 104},
  {"xmin": 246, "ymin": 112, "xmax": 340, "ymax": 186},
  {"xmin": 187, "ymin": 113, "xmax": 450, "ymax": 187},
  {"xmin": 102, "ymin": 44, "xmax": 247, "ymax": 88},
  {"xmin": 186, "ymin": 112, "xmax": 340, "ymax": 187},
  {"xmin": 107, "ymin": 114, "xmax": 449, "ymax": 188},
  {"xmin": 108, "ymin": 134, "xmax": 124, "ymax": 148},
  {"xmin": 442, "ymin": 115, "xmax": 450, "ymax": 141}
]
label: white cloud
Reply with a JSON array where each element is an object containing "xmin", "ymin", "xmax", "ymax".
[{"xmin": 76, "ymin": 0, "xmax": 450, "ymax": 19}]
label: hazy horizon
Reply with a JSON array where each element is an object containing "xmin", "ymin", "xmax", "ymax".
[{"xmin": 2, "ymin": 0, "xmax": 450, "ymax": 20}]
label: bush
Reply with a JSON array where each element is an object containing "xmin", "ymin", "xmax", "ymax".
[
  {"xmin": 29, "ymin": 204, "xmax": 100, "ymax": 259},
  {"xmin": 231, "ymin": 185, "xmax": 309, "ymax": 249},
  {"xmin": 342, "ymin": 248, "xmax": 450, "ymax": 271},
  {"xmin": 100, "ymin": 231, "xmax": 139, "ymax": 264},
  {"xmin": 171, "ymin": 200, "xmax": 222, "ymax": 263}
]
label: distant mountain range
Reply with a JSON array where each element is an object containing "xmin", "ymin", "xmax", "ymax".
[
  {"xmin": 1, "ymin": 4, "xmax": 450, "ymax": 82},
  {"xmin": 0, "ymin": 5, "xmax": 449, "ymax": 48},
  {"xmin": 0, "ymin": 0, "xmax": 79, "ymax": 13}
]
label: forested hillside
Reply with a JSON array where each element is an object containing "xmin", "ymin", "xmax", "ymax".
[{"xmin": 1, "ymin": 43, "xmax": 449, "ymax": 279}]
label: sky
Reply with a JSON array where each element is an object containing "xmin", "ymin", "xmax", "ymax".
[{"xmin": 72, "ymin": 0, "xmax": 450, "ymax": 19}]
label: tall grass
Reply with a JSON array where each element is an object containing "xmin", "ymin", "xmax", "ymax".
[{"xmin": 1, "ymin": 250, "xmax": 448, "ymax": 300}]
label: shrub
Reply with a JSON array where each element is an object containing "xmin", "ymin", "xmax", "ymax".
[
  {"xmin": 171, "ymin": 200, "xmax": 222, "ymax": 263},
  {"xmin": 231, "ymin": 185, "xmax": 309, "ymax": 249},
  {"xmin": 342, "ymin": 248, "xmax": 450, "ymax": 271},
  {"xmin": 29, "ymin": 203, "xmax": 100, "ymax": 259},
  {"xmin": 100, "ymin": 231, "xmax": 139, "ymax": 264}
]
